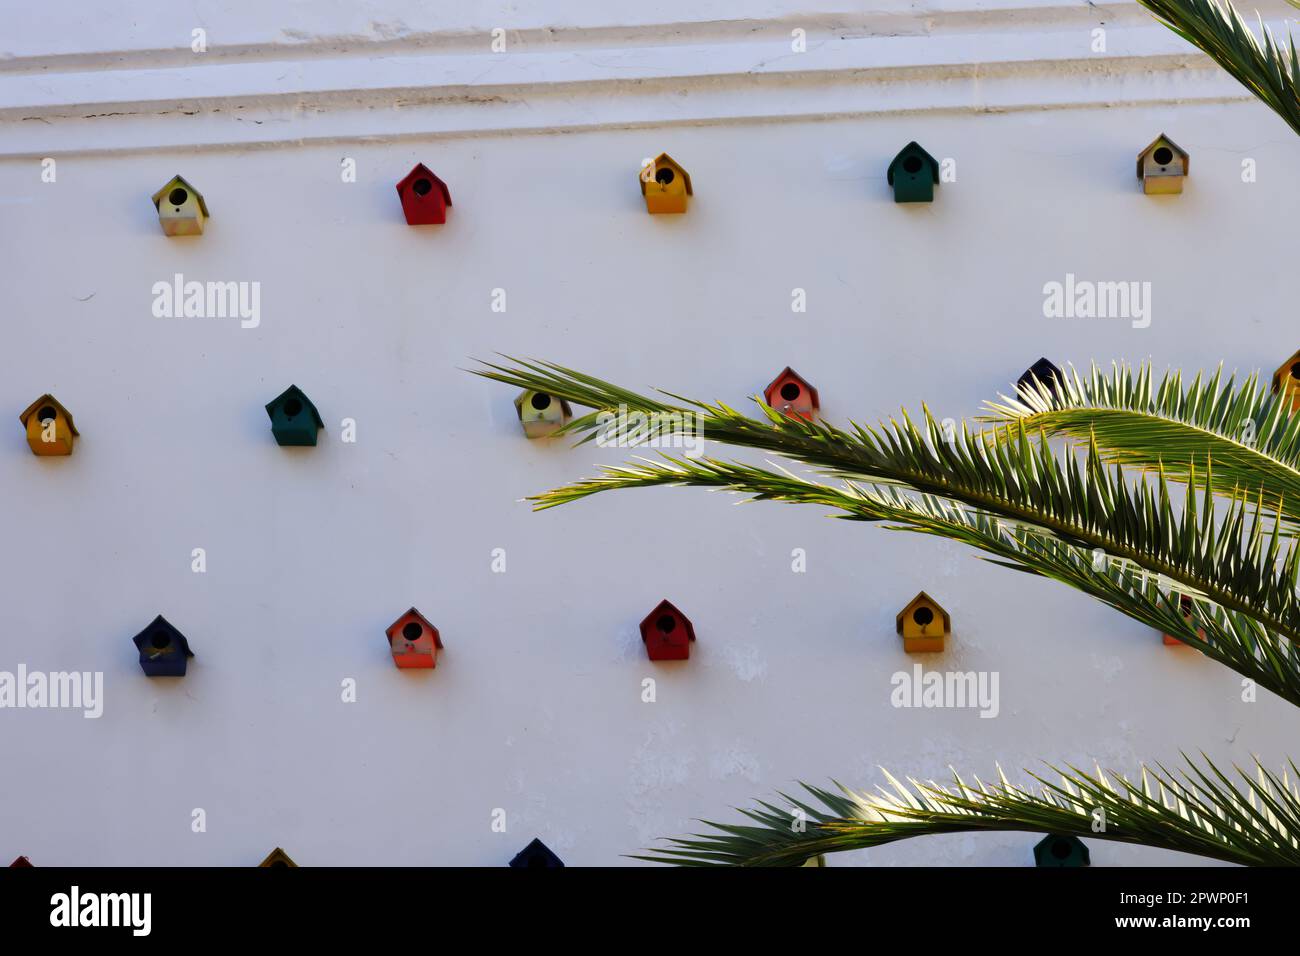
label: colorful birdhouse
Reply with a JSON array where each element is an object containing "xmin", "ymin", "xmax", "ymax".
[
  {"xmin": 639, "ymin": 599, "xmax": 696, "ymax": 661},
  {"xmin": 514, "ymin": 389, "xmax": 572, "ymax": 439},
  {"xmin": 764, "ymin": 367, "xmax": 819, "ymax": 421},
  {"xmin": 509, "ymin": 838, "xmax": 564, "ymax": 868},
  {"xmin": 640, "ymin": 153, "xmax": 692, "ymax": 214},
  {"xmin": 396, "ymin": 163, "xmax": 452, "ymax": 225},
  {"xmin": 131, "ymin": 615, "xmax": 194, "ymax": 677},
  {"xmin": 1136, "ymin": 134, "xmax": 1188, "ymax": 195},
  {"xmin": 265, "ymin": 385, "xmax": 323, "ymax": 447},
  {"xmin": 1017, "ymin": 357, "xmax": 1065, "ymax": 396},
  {"xmin": 18, "ymin": 394, "xmax": 78, "ymax": 456},
  {"xmin": 1162, "ymin": 593, "xmax": 1206, "ymax": 646},
  {"xmin": 1033, "ymin": 834, "xmax": 1090, "ymax": 867},
  {"xmin": 384, "ymin": 607, "xmax": 443, "ymax": 669},
  {"xmin": 258, "ymin": 848, "xmax": 297, "ymax": 868},
  {"xmin": 887, "ymin": 142, "xmax": 939, "ymax": 203},
  {"xmin": 9, "ymin": 856, "xmax": 33, "ymax": 867},
  {"xmin": 1270, "ymin": 350, "xmax": 1300, "ymax": 413},
  {"xmin": 896, "ymin": 591, "xmax": 949, "ymax": 653},
  {"xmin": 150, "ymin": 174, "xmax": 208, "ymax": 236}
]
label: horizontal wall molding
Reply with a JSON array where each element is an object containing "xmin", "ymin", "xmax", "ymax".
[{"xmin": 1, "ymin": 2, "xmax": 1294, "ymax": 156}]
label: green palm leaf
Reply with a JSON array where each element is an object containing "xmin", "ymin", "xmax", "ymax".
[{"xmin": 636, "ymin": 756, "xmax": 1300, "ymax": 866}]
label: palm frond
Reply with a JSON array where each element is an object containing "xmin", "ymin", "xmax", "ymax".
[
  {"xmin": 983, "ymin": 362, "xmax": 1300, "ymax": 526},
  {"xmin": 1137, "ymin": 0, "xmax": 1300, "ymax": 135},
  {"xmin": 637, "ymin": 756, "xmax": 1300, "ymax": 866},
  {"xmin": 473, "ymin": 359, "xmax": 1300, "ymax": 646}
]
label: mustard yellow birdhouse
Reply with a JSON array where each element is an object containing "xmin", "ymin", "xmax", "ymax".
[
  {"xmin": 514, "ymin": 389, "xmax": 572, "ymax": 438},
  {"xmin": 895, "ymin": 591, "xmax": 950, "ymax": 653},
  {"xmin": 1136, "ymin": 134, "xmax": 1188, "ymax": 195},
  {"xmin": 640, "ymin": 153, "xmax": 692, "ymax": 214},
  {"xmin": 258, "ymin": 847, "xmax": 297, "ymax": 868},
  {"xmin": 18, "ymin": 394, "xmax": 78, "ymax": 456},
  {"xmin": 151, "ymin": 174, "xmax": 209, "ymax": 236},
  {"xmin": 1271, "ymin": 350, "xmax": 1300, "ymax": 413}
]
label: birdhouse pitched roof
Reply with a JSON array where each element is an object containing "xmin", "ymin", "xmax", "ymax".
[
  {"xmin": 18, "ymin": 394, "xmax": 78, "ymax": 435},
  {"xmin": 895, "ymin": 591, "xmax": 950, "ymax": 633},
  {"xmin": 509, "ymin": 838, "xmax": 564, "ymax": 867},
  {"xmin": 640, "ymin": 599, "xmax": 696, "ymax": 643},
  {"xmin": 640, "ymin": 153, "xmax": 692, "ymax": 195},
  {"xmin": 513, "ymin": 390, "xmax": 573, "ymax": 418},
  {"xmin": 396, "ymin": 163, "xmax": 452, "ymax": 205},
  {"xmin": 131, "ymin": 615, "xmax": 195, "ymax": 658},
  {"xmin": 259, "ymin": 847, "xmax": 297, "ymax": 867},
  {"xmin": 9, "ymin": 856, "xmax": 33, "ymax": 867},
  {"xmin": 264, "ymin": 385, "xmax": 324, "ymax": 427},
  {"xmin": 150, "ymin": 174, "xmax": 210, "ymax": 216},
  {"xmin": 384, "ymin": 607, "xmax": 443, "ymax": 648},
  {"xmin": 1136, "ymin": 134, "xmax": 1188, "ymax": 176},
  {"xmin": 764, "ymin": 367, "xmax": 819, "ymax": 407},
  {"xmin": 887, "ymin": 142, "xmax": 939, "ymax": 184}
]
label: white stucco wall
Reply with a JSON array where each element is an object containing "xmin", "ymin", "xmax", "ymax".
[{"xmin": 2, "ymin": 1, "xmax": 1298, "ymax": 866}]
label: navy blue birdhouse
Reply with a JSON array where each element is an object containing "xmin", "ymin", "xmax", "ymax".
[
  {"xmin": 1017, "ymin": 358, "xmax": 1065, "ymax": 396},
  {"xmin": 131, "ymin": 615, "xmax": 194, "ymax": 677},
  {"xmin": 509, "ymin": 838, "xmax": 564, "ymax": 868},
  {"xmin": 1033, "ymin": 834, "xmax": 1090, "ymax": 867},
  {"xmin": 887, "ymin": 142, "xmax": 939, "ymax": 203},
  {"xmin": 265, "ymin": 385, "xmax": 323, "ymax": 447}
]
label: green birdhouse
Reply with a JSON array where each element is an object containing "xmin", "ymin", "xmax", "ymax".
[
  {"xmin": 1033, "ymin": 834, "xmax": 1090, "ymax": 867},
  {"xmin": 887, "ymin": 142, "xmax": 939, "ymax": 203},
  {"xmin": 265, "ymin": 385, "xmax": 323, "ymax": 447}
]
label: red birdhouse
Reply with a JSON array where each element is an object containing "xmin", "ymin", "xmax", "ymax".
[
  {"xmin": 9, "ymin": 856, "xmax": 33, "ymax": 867},
  {"xmin": 384, "ymin": 607, "xmax": 443, "ymax": 669},
  {"xmin": 396, "ymin": 163, "xmax": 452, "ymax": 225},
  {"xmin": 1163, "ymin": 594, "xmax": 1205, "ymax": 646},
  {"xmin": 639, "ymin": 599, "xmax": 696, "ymax": 661},
  {"xmin": 764, "ymin": 367, "xmax": 819, "ymax": 421}
]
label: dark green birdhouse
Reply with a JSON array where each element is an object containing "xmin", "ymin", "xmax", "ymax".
[
  {"xmin": 265, "ymin": 385, "xmax": 323, "ymax": 447},
  {"xmin": 887, "ymin": 142, "xmax": 939, "ymax": 203},
  {"xmin": 1033, "ymin": 834, "xmax": 1090, "ymax": 867}
]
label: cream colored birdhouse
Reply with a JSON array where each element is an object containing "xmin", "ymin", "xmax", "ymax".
[
  {"xmin": 1136, "ymin": 135, "xmax": 1188, "ymax": 195},
  {"xmin": 151, "ymin": 174, "xmax": 209, "ymax": 235},
  {"xmin": 514, "ymin": 389, "xmax": 572, "ymax": 438}
]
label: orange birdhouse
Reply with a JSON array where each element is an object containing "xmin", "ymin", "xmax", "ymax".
[
  {"xmin": 764, "ymin": 367, "xmax": 819, "ymax": 421},
  {"xmin": 258, "ymin": 847, "xmax": 297, "ymax": 867},
  {"xmin": 640, "ymin": 153, "xmax": 692, "ymax": 214},
  {"xmin": 896, "ymin": 591, "xmax": 950, "ymax": 653},
  {"xmin": 1162, "ymin": 593, "xmax": 1206, "ymax": 646},
  {"xmin": 384, "ymin": 607, "xmax": 443, "ymax": 669},
  {"xmin": 1270, "ymin": 350, "xmax": 1300, "ymax": 413},
  {"xmin": 19, "ymin": 394, "xmax": 78, "ymax": 456}
]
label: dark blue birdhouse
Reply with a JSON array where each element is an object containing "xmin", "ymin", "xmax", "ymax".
[
  {"xmin": 887, "ymin": 142, "xmax": 940, "ymax": 203},
  {"xmin": 131, "ymin": 615, "xmax": 195, "ymax": 677},
  {"xmin": 265, "ymin": 385, "xmax": 323, "ymax": 446},
  {"xmin": 1033, "ymin": 834, "xmax": 1090, "ymax": 867},
  {"xmin": 1017, "ymin": 358, "xmax": 1065, "ymax": 396},
  {"xmin": 509, "ymin": 838, "xmax": 564, "ymax": 868}
]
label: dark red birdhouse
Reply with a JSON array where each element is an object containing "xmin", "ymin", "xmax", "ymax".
[
  {"xmin": 9, "ymin": 855, "xmax": 33, "ymax": 867},
  {"xmin": 639, "ymin": 599, "xmax": 696, "ymax": 661},
  {"xmin": 385, "ymin": 607, "xmax": 444, "ymax": 669},
  {"xmin": 396, "ymin": 163, "xmax": 452, "ymax": 225},
  {"xmin": 764, "ymin": 367, "xmax": 819, "ymax": 421}
]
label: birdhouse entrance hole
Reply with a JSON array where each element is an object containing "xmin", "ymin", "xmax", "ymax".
[
  {"xmin": 656, "ymin": 614, "xmax": 676, "ymax": 633},
  {"xmin": 655, "ymin": 167, "xmax": 675, "ymax": 185},
  {"xmin": 284, "ymin": 398, "xmax": 303, "ymax": 418},
  {"xmin": 912, "ymin": 607, "xmax": 934, "ymax": 627},
  {"xmin": 531, "ymin": 393, "xmax": 552, "ymax": 411},
  {"xmin": 1290, "ymin": 363, "xmax": 1300, "ymax": 381},
  {"xmin": 1152, "ymin": 147, "xmax": 1173, "ymax": 167},
  {"xmin": 402, "ymin": 622, "xmax": 422, "ymax": 641},
  {"xmin": 37, "ymin": 406, "xmax": 56, "ymax": 423},
  {"xmin": 1050, "ymin": 838, "xmax": 1072, "ymax": 860},
  {"xmin": 168, "ymin": 187, "xmax": 188, "ymax": 207},
  {"xmin": 413, "ymin": 178, "xmax": 432, "ymax": 196},
  {"xmin": 779, "ymin": 382, "xmax": 801, "ymax": 401},
  {"xmin": 902, "ymin": 156, "xmax": 922, "ymax": 174},
  {"xmin": 150, "ymin": 631, "xmax": 170, "ymax": 650}
]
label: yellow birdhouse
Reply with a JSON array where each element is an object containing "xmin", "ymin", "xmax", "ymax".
[
  {"xmin": 151, "ymin": 174, "xmax": 209, "ymax": 236},
  {"xmin": 895, "ymin": 591, "xmax": 950, "ymax": 653},
  {"xmin": 258, "ymin": 847, "xmax": 297, "ymax": 868},
  {"xmin": 1271, "ymin": 350, "xmax": 1300, "ymax": 413},
  {"xmin": 1136, "ymin": 134, "xmax": 1188, "ymax": 195},
  {"xmin": 640, "ymin": 153, "xmax": 692, "ymax": 214},
  {"xmin": 18, "ymin": 394, "xmax": 78, "ymax": 456}
]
